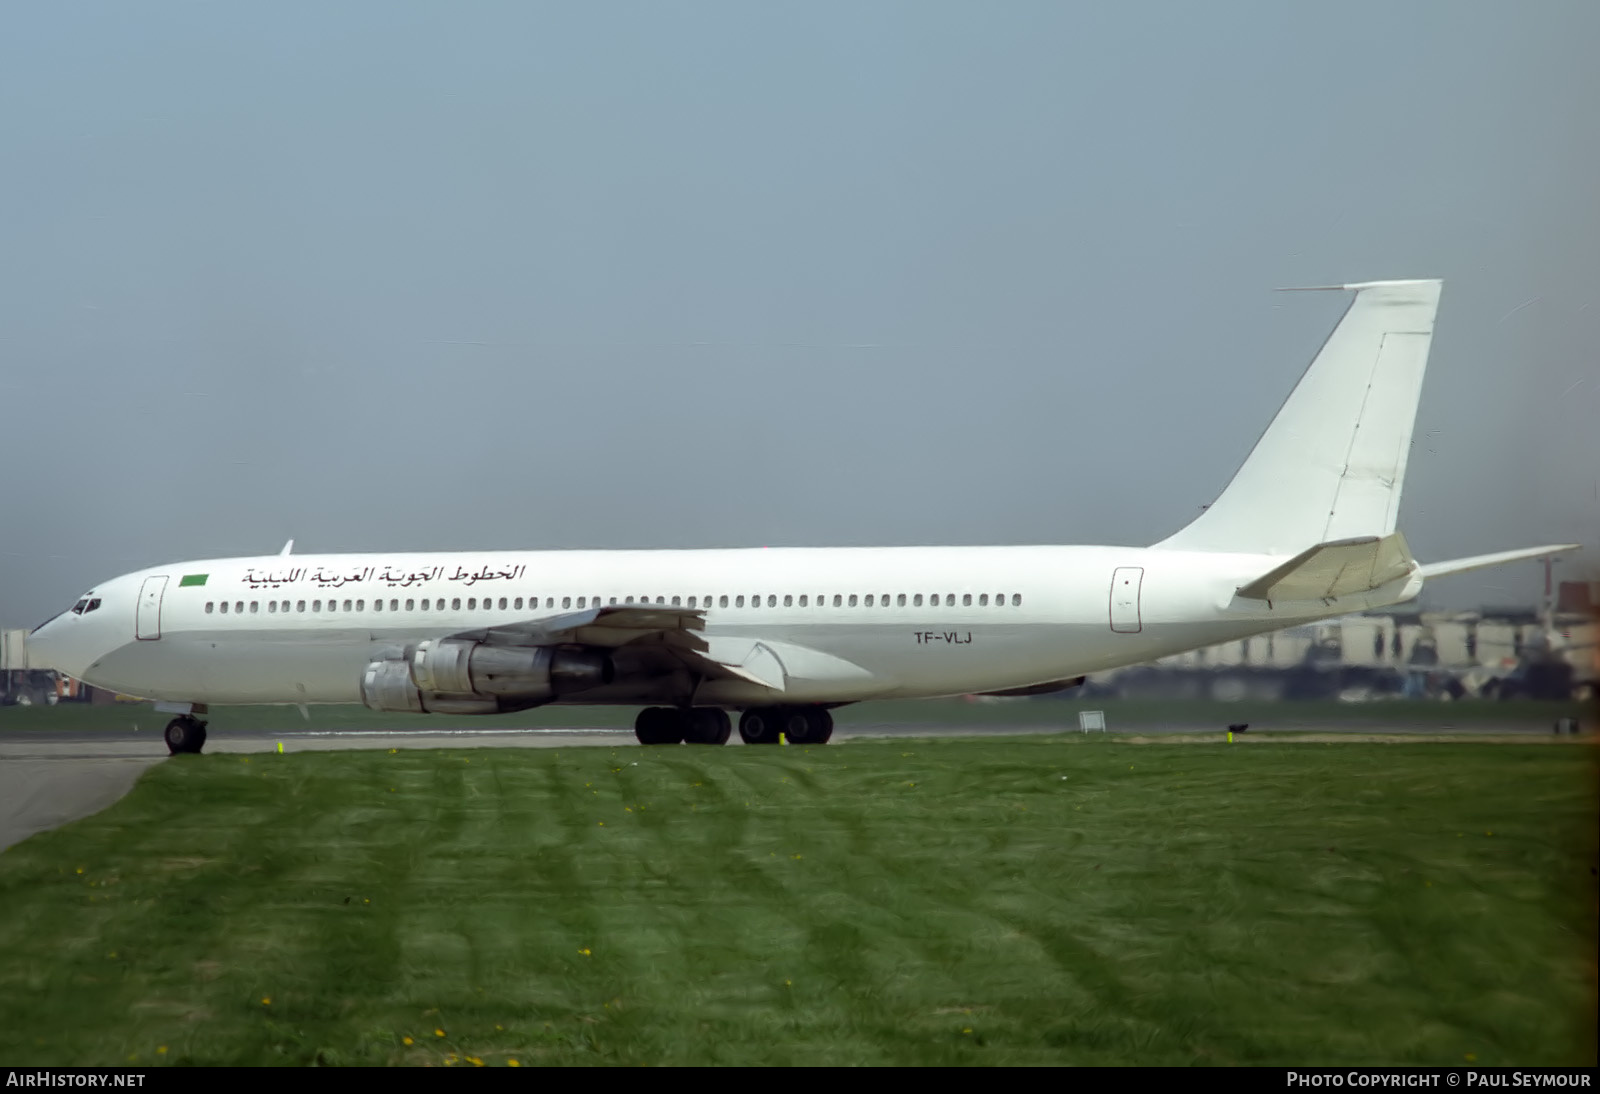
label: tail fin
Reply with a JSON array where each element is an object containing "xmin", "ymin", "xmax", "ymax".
[{"xmin": 1156, "ymin": 279, "xmax": 1442, "ymax": 556}]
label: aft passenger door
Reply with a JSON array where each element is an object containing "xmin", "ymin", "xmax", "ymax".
[
  {"xmin": 136, "ymin": 576, "xmax": 168, "ymax": 640},
  {"xmin": 1109, "ymin": 567, "xmax": 1143, "ymax": 633}
]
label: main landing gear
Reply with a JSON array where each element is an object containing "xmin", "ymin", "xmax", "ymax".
[
  {"xmin": 739, "ymin": 706, "xmax": 832, "ymax": 745},
  {"xmin": 632, "ymin": 705, "xmax": 833, "ymax": 746},
  {"xmin": 163, "ymin": 715, "xmax": 208, "ymax": 755},
  {"xmin": 634, "ymin": 707, "xmax": 732, "ymax": 745}
]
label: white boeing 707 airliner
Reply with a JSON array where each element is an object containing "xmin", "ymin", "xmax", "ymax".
[{"xmin": 26, "ymin": 279, "xmax": 1578, "ymax": 753}]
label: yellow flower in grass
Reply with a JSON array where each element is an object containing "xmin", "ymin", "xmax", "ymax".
[
  {"xmin": 261, "ymin": 997, "xmax": 271, "ymax": 1006},
  {"xmin": 508, "ymin": 1059, "xmax": 521, "ymax": 1067},
  {"xmin": 157, "ymin": 1046, "xmax": 167, "ymax": 1055},
  {"xmin": 435, "ymin": 1028, "xmax": 445, "ymax": 1038},
  {"xmin": 578, "ymin": 948, "xmax": 591, "ymax": 956},
  {"xmin": 402, "ymin": 1036, "xmax": 413, "ymax": 1046}
]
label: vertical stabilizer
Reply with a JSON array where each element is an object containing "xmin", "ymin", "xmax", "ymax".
[{"xmin": 1155, "ymin": 279, "xmax": 1442, "ymax": 556}]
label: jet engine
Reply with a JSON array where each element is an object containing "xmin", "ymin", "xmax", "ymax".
[{"xmin": 361, "ymin": 639, "xmax": 614, "ymax": 714}]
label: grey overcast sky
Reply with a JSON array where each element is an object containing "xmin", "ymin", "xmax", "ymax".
[{"xmin": 2, "ymin": 1, "xmax": 1596, "ymax": 628}]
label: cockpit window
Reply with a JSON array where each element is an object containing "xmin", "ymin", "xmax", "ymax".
[
  {"xmin": 86, "ymin": 599, "xmax": 102, "ymax": 613},
  {"xmin": 71, "ymin": 599, "xmax": 89, "ymax": 615}
]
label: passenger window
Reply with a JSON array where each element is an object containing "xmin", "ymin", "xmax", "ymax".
[
  {"xmin": 880, "ymin": 594, "xmax": 889, "ymax": 607},
  {"xmin": 281, "ymin": 601, "xmax": 290, "ymax": 612},
  {"xmin": 963, "ymin": 594, "xmax": 972, "ymax": 606},
  {"xmin": 720, "ymin": 595, "xmax": 729, "ymax": 608},
  {"xmin": 783, "ymin": 594, "xmax": 792, "ymax": 607},
  {"xmin": 765, "ymin": 595, "xmax": 774, "ymax": 607},
  {"xmin": 832, "ymin": 594, "xmax": 842, "ymax": 607},
  {"xmin": 609, "ymin": 597, "xmax": 618, "ymax": 606},
  {"xmin": 562, "ymin": 596, "xmax": 572, "ymax": 609},
  {"xmin": 546, "ymin": 597, "xmax": 554, "ymax": 608},
  {"xmin": 405, "ymin": 599, "xmax": 415, "ymax": 611},
  {"xmin": 236, "ymin": 601, "xmax": 245, "ymax": 614},
  {"xmin": 372, "ymin": 600, "xmax": 381, "ymax": 612},
  {"xmin": 672, "ymin": 596, "xmax": 681, "ymax": 606},
  {"xmin": 268, "ymin": 601, "xmax": 277, "ymax": 613},
  {"xmin": 514, "ymin": 597, "xmax": 523, "ymax": 610},
  {"xmin": 499, "ymin": 597, "xmax": 507, "ymax": 610},
  {"xmin": 297, "ymin": 601, "xmax": 306, "ymax": 612},
  {"xmin": 798, "ymin": 595, "xmax": 808, "ymax": 607},
  {"xmin": 928, "ymin": 594, "xmax": 939, "ymax": 607},
  {"xmin": 344, "ymin": 600, "xmax": 353, "ymax": 612},
  {"xmin": 995, "ymin": 593, "xmax": 1003, "ymax": 605},
  {"xmin": 1012, "ymin": 593, "xmax": 1021, "ymax": 606},
  {"xmin": 312, "ymin": 600, "xmax": 321, "ymax": 612},
  {"xmin": 656, "ymin": 596, "xmax": 665, "ymax": 605},
  {"xmin": 736, "ymin": 596, "xmax": 745, "ymax": 608},
  {"xmin": 206, "ymin": 603, "xmax": 214, "ymax": 614},
  {"xmin": 979, "ymin": 594, "xmax": 989, "ymax": 606},
  {"xmin": 864, "ymin": 594, "xmax": 874, "ymax": 607},
  {"xmin": 848, "ymin": 594, "xmax": 858, "ymax": 607},
  {"xmin": 389, "ymin": 599, "xmax": 398, "ymax": 611},
  {"xmin": 467, "ymin": 598, "xmax": 476, "ymax": 610},
  {"xmin": 356, "ymin": 600, "xmax": 364, "ymax": 611},
  {"xmin": 897, "ymin": 593, "xmax": 906, "ymax": 606},
  {"xmin": 687, "ymin": 596, "xmax": 696, "ymax": 608},
  {"xmin": 913, "ymin": 594, "xmax": 923, "ymax": 607},
  {"xmin": 219, "ymin": 602, "xmax": 229, "ymax": 614},
  {"xmin": 946, "ymin": 593, "xmax": 955, "ymax": 605}
]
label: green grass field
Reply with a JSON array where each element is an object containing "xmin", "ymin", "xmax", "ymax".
[
  {"xmin": 0, "ymin": 696, "xmax": 1589, "ymax": 734},
  {"xmin": 0, "ymin": 737, "xmax": 1594, "ymax": 1066}
]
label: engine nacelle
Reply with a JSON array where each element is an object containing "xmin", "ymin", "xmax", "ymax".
[{"xmin": 360, "ymin": 640, "xmax": 614, "ymax": 714}]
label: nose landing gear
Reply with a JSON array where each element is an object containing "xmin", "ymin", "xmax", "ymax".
[{"xmin": 163, "ymin": 715, "xmax": 208, "ymax": 755}]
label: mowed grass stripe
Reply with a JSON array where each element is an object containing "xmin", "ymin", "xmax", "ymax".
[{"xmin": 0, "ymin": 738, "xmax": 1592, "ymax": 1066}]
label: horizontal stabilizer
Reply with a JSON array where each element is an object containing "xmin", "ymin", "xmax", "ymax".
[
  {"xmin": 1418, "ymin": 544, "xmax": 1581, "ymax": 580},
  {"xmin": 1237, "ymin": 533, "xmax": 1415, "ymax": 602}
]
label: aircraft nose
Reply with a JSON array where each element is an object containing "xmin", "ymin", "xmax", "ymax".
[{"xmin": 25, "ymin": 617, "xmax": 64, "ymax": 673}]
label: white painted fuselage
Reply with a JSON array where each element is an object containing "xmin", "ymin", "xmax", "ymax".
[
  {"xmin": 33, "ymin": 543, "xmax": 1415, "ymax": 708},
  {"xmin": 25, "ymin": 279, "xmax": 1578, "ymax": 724}
]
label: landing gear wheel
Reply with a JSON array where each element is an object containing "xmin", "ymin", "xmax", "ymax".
[
  {"xmin": 780, "ymin": 707, "xmax": 833, "ymax": 745},
  {"xmin": 684, "ymin": 708, "xmax": 732, "ymax": 745},
  {"xmin": 163, "ymin": 716, "xmax": 207, "ymax": 755},
  {"xmin": 634, "ymin": 707, "xmax": 687, "ymax": 745},
  {"xmin": 738, "ymin": 708, "xmax": 784, "ymax": 745}
]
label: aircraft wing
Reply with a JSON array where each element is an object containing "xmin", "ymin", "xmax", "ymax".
[
  {"xmin": 448, "ymin": 602, "xmax": 709, "ymax": 651},
  {"xmin": 444, "ymin": 602, "xmax": 799, "ymax": 692}
]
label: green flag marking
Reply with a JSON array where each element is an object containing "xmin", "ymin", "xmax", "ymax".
[{"xmin": 179, "ymin": 574, "xmax": 209, "ymax": 587}]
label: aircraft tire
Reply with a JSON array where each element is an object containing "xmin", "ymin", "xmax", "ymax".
[
  {"xmin": 783, "ymin": 707, "xmax": 833, "ymax": 745},
  {"xmin": 634, "ymin": 707, "xmax": 686, "ymax": 745},
  {"xmin": 738, "ymin": 708, "xmax": 783, "ymax": 745},
  {"xmin": 163, "ymin": 717, "xmax": 207, "ymax": 755},
  {"xmin": 685, "ymin": 708, "xmax": 732, "ymax": 745}
]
